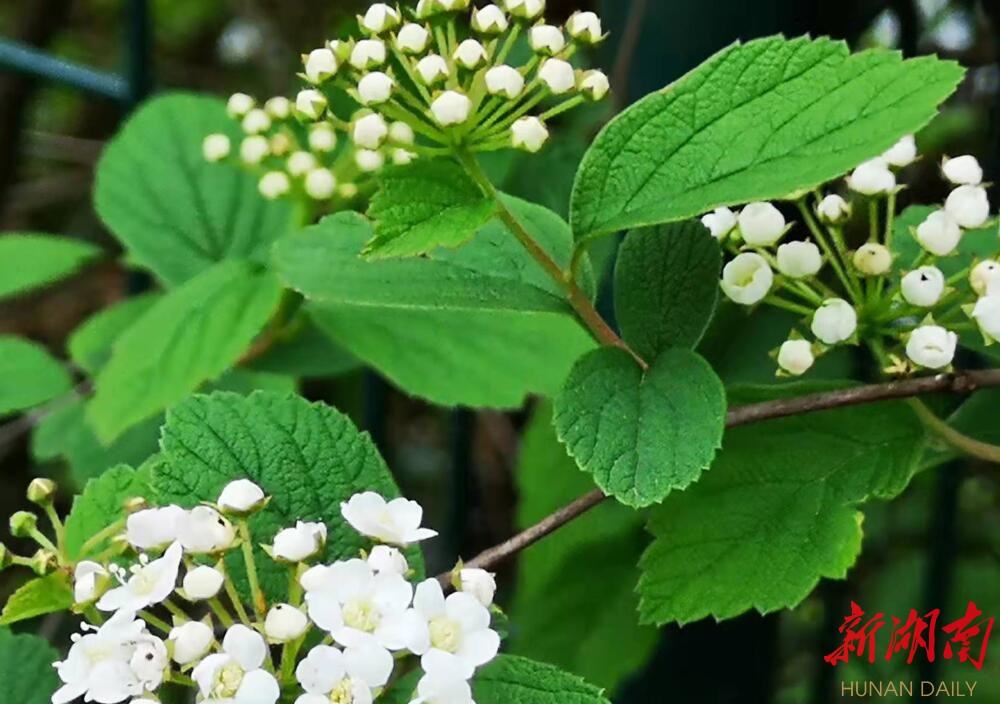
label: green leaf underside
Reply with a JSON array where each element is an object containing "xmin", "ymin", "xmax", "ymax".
[
  {"xmin": 511, "ymin": 403, "xmax": 656, "ymax": 692},
  {"xmin": 275, "ymin": 209, "xmax": 594, "ymax": 408},
  {"xmin": 64, "ymin": 464, "xmax": 151, "ymax": 560},
  {"xmin": 553, "ymin": 347, "xmax": 726, "ymax": 507},
  {"xmin": 153, "ymin": 391, "xmax": 422, "ymax": 600},
  {"xmin": 637, "ymin": 383, "xmax": 926, "ymax": 626},
  {"xmin": 366, "ymin": 158, "xmax": 496, "ymax": 258},
  {"xmin": 0, "ymin": 573, "xmax": 74, "ymax": 626},
  {"xmin": 0, "ymin": 336, "xmax": 73, "ymax": 417},
  {"xmin": 0, "ymin": 234, "xmax": 102, "ymax": 300},
  {"xmin": 0, "ymin": 629, "xmax": 60, "ymax": 704},
  {"xmin": 87, "ymin": 260, "xmax": 283, "ymax": 443},
  {"xmin": 614, "ymin": 222, "xmax": 721, "ymax": 358},
  {"xmin": 68, "ymin": 294, "xmax": 162, "ymax": 375},
  {"xmin": 571, "ymin": 35, "xmax": 964, "ymax": 239},
  {"xmin": 94, "ymin": 92, "xmax": 295, "ymax": 286}
]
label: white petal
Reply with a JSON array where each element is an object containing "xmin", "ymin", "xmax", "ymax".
[
  {"xmin": 235, "ymin": 669, "xmax": 281, "ymax": 704},
  {"xmin": 413, "ymin": 579, "xmax": 445, "ymax": 619},
  {"xmin": 305, "ymin": 591, "xmax": 344, "ymax": 633},
  {"xmin": 223, "ymin": 625, "xmax": 267, "ymax": 670},
  {"xmin": 445, "ymin": 592, "xmax": 489, "ymax": 632},
  {"xmin": 329, "ymin": 559, "xmax": 375, "ymax": 602},
  {"xmin": 373, "ymin": 572, "xmax": 413, "ymax": 611},
  {"xmin": 296, "ymin": 645, "xmax": 346, "ymax": 694},
  {"xmin": 52, "ymin": 682, "xmax": 87, "ymax": 704},
  {"xmin": 457, "ymin": 628, "xmax": 500, "ymax": 667},
  {"xmin": 192, "ymin": 653, "xmax": 232, "ymax": 696},
  {"xmin": 390, "ymin": 608, "xmax": 430, "ymax": 654},
  {"xmin": 421, "ymin": 649, "xmax": 474, "ymax": 680},
  {"xmin": 295, "ymin": 696, "xmax": 330, "ymax": 704},
  {"xmin": 344, "ymin": 643, "xmax": 394, "ymax": 688}
]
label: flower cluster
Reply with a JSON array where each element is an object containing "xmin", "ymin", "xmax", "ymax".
[
  {"xmin": 703, "ymin": 136, "xmax": 999, "ymax": 376},
  {"xmin": 3, "ymin": 477, "xmax": 500, "ymax": 704}
]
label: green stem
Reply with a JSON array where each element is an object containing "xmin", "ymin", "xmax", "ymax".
[
  {"xmin": 764, "ymin": 295, "xmax": 814, "ymax": 317},
  {"xmin": 42, "ymin": 504, "xmax": 66, "ymax": 558},
  {"xmin": 797, "ymin": 201, "xmax": 858, "ymax": 301},
  {"xmin": 538, "ymin": 95, "xmax": 585, "ymax": 122},
  {"xmin": 908, "ymin": 398, "xmax": 1000, "ymax": 464},
  {"xmin": 219, "ymin": 561, "xmax": 252, "ymax": 625},
  {"xmin": 237, "ymin": 520, "xmax": 267, "ymax": 621},
  {"xmin": 78, "ymin": 519, "xmax": 126, "ymax": 557},
  {"xmin": 29, "ymin": 528, "xmax": 59, "ymax": 556},
  {"xmin": 140, "ymin": 609, "xmax": 174, "ymax": 635},
  {"xmin": 163, "ymin": 598, "xmax": 189, "ymax": 623},
  {"xmin": 209, "ymin": 597, "xmax": 235, "ymax": 628}
]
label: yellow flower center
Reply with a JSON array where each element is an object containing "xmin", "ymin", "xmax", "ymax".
[
  {"xmin": 212, "ymin": 662, "xmax": 245, "ymax": 699},
  {"xmin": 329, "ymin": 678, "xmax": 355, "ymax": 704},
  {"xmin": 342, "ymin": 599, "xmax": 380, "ymax": 632},
  {"xmin": 429, "ymin": 617, "xmax": 461, "ymax": 653}
]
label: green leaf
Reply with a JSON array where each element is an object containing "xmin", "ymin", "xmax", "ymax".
[
  {"xmin": 0, "ymin": 234, "xmax": 102, "ymax": 300},
  {"xmin": 553, "ymin": 347, "xmax": 726, "ymax": 507},
  {"xmin": 571, "ymin": 36, "xmax": 963, "ymax": 239},
  {"xmin": 64, "ymin": 464, "xmax": 150, "ymax": 560},
  {"xmin": 68, "ymin": 294, "xmax": 161, "ymax": 375},
  {"xmin": 614, "ymin": 221, "xmax": 721, "ymax": 358},
  {"xmin": 0, "ymin": 336, "xmax": 73, "ymax": 417},
  {"xmin": 94, "ymin": 92, "xmax": 296, "ymax": 286},
  {"xmin": 211, "ymin": 368, "xmax": 297, "ymax": 395},
  {"xmin": 0, "ymin": 629, "xmax": 60, "ymax": 704},
  {"xmin": 366, "ymin": 158, "xmax": 495, "ymax": 258},
  {"xmin": 87, "ymin": 260, "xmax": 283, "ymax": 442},
  {"xmin": 275, "ymin": 207, "xmax": 594, "ymax": 408},
  {"xmin": 248, "ymin": 308, "xmax": 360, "ymax": 379},
  {"xmin": 510, "ymin": 404, "xmax": 656, "ymax": 692},
  {"xmin": 637, "ymin": 384, "xmax": 926, "ymax": 625},
  {"xmin": 473, "ymin": 655, "xmax": 611, "ymax": 704},
  {"xmin": 153, "ymin": 391, "xmax": 421, "ymax": 600},
  {"xmin": 0, "ymin": 573, "xmax": 74, "ymax": 626}
]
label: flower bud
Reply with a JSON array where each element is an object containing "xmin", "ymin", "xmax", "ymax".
[
  {"xmin": 882, "ymin": 134, "xmax": 917, "ymax": 167},
  {"xmin": 737, "ymin": 201, "xmax": 785, "ymax": 246},
  {"xmin": 169, "ymin": 621, "xmax": 214, "ymax": 666},
  {"xmin": 906, "ymin": 325, "xmax": 957, "ymax": 369},
  {"xmin": 295, "ymin": 89, "xmax": 328, "ymax": 120},
  {"xmin": 339, "ymin": 183, "xmax": 360, "ymax": 199},
  {"xmin": 352, "ymin": 113, "xmax": 389, "ymax": 149},
  {"xmin": 511, "ymin": 116, "xmax": 549, "ymax": 152},
  {"xmin": 505, "ymin": 0, "xmax": 544, "ymax": 20},
  {"xmin": 942, "ymin": 154, "xmax": 982, "ymax": 186},
  {"xmin": 970, "ymin": 260, "xmax": 1000, "ymax": 297},
  {"xmin": 973, "ymin": 294, "xmax": 1000, "ymax": 341},
  {"xmin": 945, "ymin": 185, "xmax": 990, "ymax": 229},
  {"xmin": 26, "ymin": 478, "xmax": 56, "ymax": 506},
  {"xmin": 901, "ymin": 266, "xmax": 945, "ymax": 307},
  {"xmin": 915, "ymin": 209, "xmax": 961, "ymax": 256},
  {"xmin": 227, "ymin": 93, "xmax": 255, "ymax": 118},
  {"xmin": 393, "ymin": 149, "xmax": 416, "ymax": 165},
  {"xmin": 218, "ymin": 479, "xmax": 267, "ymax": 514},
  {"xmin": 182, "ymin": 565, "xmax": 224, "ymax": 600},
  {"xmin": 567, "ymin": 11, "xmax": 603, "ymax": 43},
  {"xmin": 308, "ymin": 124, "xmax": 337, "ymax": 152},
  {"xmin": 124, "ymin": 496, "xmax": 149, "ymax": 514},
  {"xmin": 269, "ymin": 132, "xmax": 290, "ymax": 157},
  {"xmin": 287, "ymin": 151, "xmax": 317, "ymax": 177},
  {"xmin": 777, "ymin": 339, "xmax": 814, "ymax": 376},
  {"xmin": 579, "ymin": 70, "xmax": 610, "ymax": 101},
  {"xmin": 389, "ymin": 121, "xmax": 415, "ymax": 145},
  {"xmin": 265, "ymin": 96, "xmax": 291, "ymax": 120},
  {"xmin": 472, "ymin": 5, "xmax": 508, "ymax": 34},
  {"xmin": 847, "ymin": 158, "xmax": 895, "ymax": 195},
  {"xmin": 264, "ymin": 604, "xmax": 309, "ymax": 642},
  {"xmin": 259, "ymin": 172, "xmax": 291, "ymax": 200},
  {"xmin": 272, "ymin": 521, "xmax": 327, "ymax": 562},
  {"xmin": 852, "ymin": 243, "xmax": 892, "ymax": 276},
  {"xmin": 73, "ymin": 561, "xmax": 109, "ymax": 604},
  {"xmin": 701, "ymin": 207, "xmax": 737, "ymax": 239},
  {"xmin": 239, "ymin": 136, "xmax": 269, "ymax": 165},
  {"xmin": 29, "ymin": 548, "xmax": 56, "ymax": 576},
  {"xmin": 396, "ymin": 23, "xmax": 431, "ymax": 54},
  {"xmin": 720, "ymin": 252, "xmax": 773, "ymax": 305},
  {"xmin": 202, "ymin": 134, "xmax": 231, "ymax": 163},
  {"xmin": 304, "ymin": 48, "xmax": 338, "ymax": 84},
  {"xmin": 529, "ymin": 25, "xmax": 565, "ymax": 55},
  {"xmin": 350, "ymin": 39, "xmax": 387, "ymax": 71},
  {"xmin": 241, "ymin": 109, "xmax": 271, "ymax": 135},
  {"xmin": 305, "ymin": 168, "xmax": 337, "ymax": 200},
  {"xmin": 9, "ymin": 511, "xmax": 37, "ymax": 538},
  {"xmin": 459, "ymin": 568, "xmax": 497, "ymax": 606},
  {"xmin": 368, "ymin": 545, "xmax": 408, "ymax": 575},
  {"xmin": 416, "ymin": 55, "xmax": 450, "ymax": 85},
  {"xmin": 538, "ymin": 58, "xmax": 576, "ymax": 94},
  {"xmin": 810, "ymin": 298, "xmax": 857, "ymax": 345},
  {"xmin": 431, "ymin": 90, "xmax": 472, "ymax": 126},
  {"xmin": 453, "ymin": 39, "xmax": 488, "ymax": 70},
  {"xmin": 179, "ymin": 506, "xmax": 236, "ymax": 554},
  {"xmin": 485, "ymin": 65, "xmax": 525, "ymax": 99},
  {"xmin": 358, "ymin": 71, "xmax": 394, "ymax": 105},
  {"xmin": 438, "ymin": 0, "xmax": 470, "ymax": 9},
  {"xmin": 815, "ymin": 194, "xmax": 850, "ymax": 224},
  {"xmin": 776, "ymin": 241, "xmax": 822, "ymax": 278},
  {"xmin": 127, "ymin": 505, "xmax": 184, "ymax": 550},
  {"xmin": 361, "ymin": 3, "xmax": 401, "ymax": 34},
  {"xmin": 355, "ymin": 149, "xmax": 385, "ymax": 173}
]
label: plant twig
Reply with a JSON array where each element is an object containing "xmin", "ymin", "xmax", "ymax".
[{"xmin": 907, "ymin": 397, "xmax": 1000, "ymax": 464}]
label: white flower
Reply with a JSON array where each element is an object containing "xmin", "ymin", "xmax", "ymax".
[
  {"xmin": 169, "ymin": 620, "xmax": 214, "ymax": 666},
  {"xmin": 367, "ymin": 545, "xmax": 408, "ymax": 575},
  {"xmin": 74, "ymin": 561, "xmax": 108, "ymax": 604},
  {"xmin": 97, "ymin": 542, "xmax": 182, "ymax": 613},
  {"xmin": 579, "ymin": 70, "xmax": 610, "ymax": 101},
  {"xmin": 396, "ymin": 23, "xmax": 431, "ymax": 53},
  {"xmin": 192, "ymin": 625, "xmax": 279, "ymax": 704},
  {"xmin": 811, "ymin": 298, "xmax": 857, "ymax": 345},
  {"xmin": 485, "ymin": 65, "xmax": 524, "ymax": 98},
  {"xmin": 227, "ymin": 93, "xmax": 255, "ymax": 118},
  {"xmin": 567, "ymin": 11, "xmax": 603, "ymax": 43},
  {"xmin": 393, "ymin": 149, "xmax": 416, "ymax": 165},
  {"xmin": 776, "ymin": 241, "xmax": 822, "ymax": 278},
  {"xmin": 303, "ymin": 558, "xmax": 414, "ymax": 649},
  {"xmin": 901, "ymin": 266, "xmax": 945, "ymax": 307},
  {"xmin": 361, "ymin": 3, "xmax": 401, "ymax": 33},
  {"xmin": 459, "ymin": 569, "xmax": 496, "ymax": 607},
  {"xmin": 737, "ymin": 202, "xmax": 785, "ymax": 246},
  {"xmin": 408, "ymin": 673, "xmax": 475, "ymax": 704},
  {"xmin": 355, "ymin": 149, "xmax": 385, "ymax": 172},
  {"xmin": 53, "ymin": 611, "xmax": 152, "ymax": 704},
  {"xmin": 351, "ymin": 39, "xmax": 386, "ymax": 70},
  {"xmin": 308, "ymin": 123, "xmax": 337, "ymax": 152},
  {"xmin": 287, "ymin": 151, "xmax": 318, "ymax": 177},
  {"xmin": 203, "ymin": 134, "xmax": 231, "ymax": 162},
  {"xmin": 906, "ymin": 325, "xmax": 957, "ymax": 369},
  {"xmin": 264, "ymin": 96, "xmax": 291, "ymax": 119},
  {"xmin": 816, "ymin": 194, "xmax": 850, "ymax": 224},
  {"xmin": 847, "ymin": 158, "xmax": 896, "ymax": 195},
  {"xmin": 538, "ymin": 58, "xmax": 576, "ymax": 94},
  {"xmin": 273, "ymin": 521, "xmax": 327, "ymax": 562},
  {"xmin": 720, "ymin": 252, "xmax": 773, "ymax": 305},
  {"xmin": 942, "ymin": 154, "xmax": 982, "ymax": 185},
  {"xmin": 529, "ymin": 25, "xmax": 565, "ymax": 55},
  {"xmin": 304, "ymin": 48, "xmax": 338, "ymax": 84},
  {"xmin": 505, "ymin": 0, "xmax": 544, "ymax": 20},
  {"xmin": 416, "ymin": 55, "xmax": 449, "ymax": 85},
  {"xmin": 353, "ymin": 113, "xmax": 389, "ymax": 149},
  {"xmin": 404, "ymin": 579, "xmax": 501, "ymax": 679},
  {"xmin": 296, "ymin": 89, "xmax": 328, "ymax": 120},
  {"xmin": 882, "ymin": 135, "xmax": 917, "ymax": 167},
  {"xmin": 242, "ymin": 109, "xmax": 271, "ymax": 135},
  {"xmin": 240, "ymin": 136, "xmax": 270, "ymax": 165},
  {"xmin": 178, "ymin": 506, "xmax": 236, "ymax": 554},
  {"xmin": 777, "ymin": 340, "xmax": 814, "ymax": 376},
  {"xmin": 945, "ymin": 185, "xmax": 990, "ymax": 228},
  {"xmin": 128, "ymin": 638, "xmax": 168, "ymax": 693},
  {"xmin": 970, "ymin": 260, "xmax": 1000, "ymax": 296},
  {"xmin": 218, "ymin": 479, "xmax": 266, "ymax": 513},
  {"xmin": 453, "ymin": 39, "xmax": 487, "ymax": 70},
  {"xmin": 431, "ymin": 91, "xmax": 472, "ymax": 126},
  {"xmin": 972, "ymin": 294, "xmax": 1000, "ymax": 341},
  {"xmin": 341, "ymin": 492, "xmax": 438, "ymax": 546},
  {"xmin": 305, "ymin": 169, "xmax": 338, "ymax": 200},
  {"xmin": 183, "ymin": 565, "xmax": 224, "ymax": 600},
  {"xmin": 511, "ymin": 116, "xmax": 549, "ymax": 152},
  {"xmin": 852, "ymin": 242, "xmax": 892, "ymax": 276},
  {"xmin": 915, "ymin": 209, "xmax": 962, "ymax": 256},
  {"xmin": 471, "ymin": 5, "xmax": 508, "ymax": 34},
  {"xmin": 389, "ymin": 121, "xmax": 415, "ymax": 145},
  {"xmin": 265, "ymin": 604, "xmax": 309, "ymax": 642},
  {"xmin": 701, "ymin": 207, "xmax": 737, "ymax": 239},
  {"xmin": 358, "ymin": 72, "xmax": 394, "ymax": 105},
  {"xmin": 295, "ymin": 643, "xmax": 393, "ymax": 704},
  {"xmin": 126, "ymin": 505, "xmax": 185, "ymax": 550},
  {"xmin": 259, "ymin": 172, "xmax": 291, "ymax": 200}
]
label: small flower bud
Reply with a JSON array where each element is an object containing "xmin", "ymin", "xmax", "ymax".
[
  {"xmin": 701, "ymin": 207, "xmax": 737, "ymax": 239},
  {"xmin": 241, "ymin": 108, "xmax": 271, "ymax": 135},
  {"xmin": 538, "ymin": 58, "xmax": 576, "ymax": 94},
  {"xmin": 295, "ymin": 89, "xmax": 328, "ymax": 120},
  {"xmin": 123, "ymin": 496, "xmax": 149, "ymax": 514},
  {"xmin": 973, "ymin": 294, "xmax": 1000, "ymax": 341},
  {"xmin": 183, "ymin": 565, "xmax": 225, "ymax": 600},
  {"xmin": 264, "ymin": 604, "xmax": 309, "ymax": 642},
  {"xmin": 431, "ymin": 90, "xmax": 472, "ymax": 125},
  {"xmin": 352, "ymin": 113, "xmax": 389, "ymax": 149},
  {"xmin": 901, "ymin": 266, "xmax": 945, "ymax": 307},
  {"xmin": 217, "ymin": 479, "xmax": 267, "ymax": 514},
  {"xmin": 566, "ymin": 11, "xmax": 603, "ymax": 43},
  {"xmin": 777, "ymin": 339, "xmax": 815, "ymax": 376},
  {"xmin": 304, "ymin": 48, "xmax": 338, "ymax": 84},
  {"xmin": 453, "ymin": 39, "xmax": 488, "ymax": 70},
  {"xmin": 355, "ymin": 149, "xmax": 386, "ymax": 173},
  {"xmin": 941, "ymin": 154, "xmax": 983, "ymax": 186},
  {"xmin": 350, "ymin": 39, "xmax": 387, "ymax": 70},
  {"xmin": 485, "ymin": 65, "xmax": 525, "ymax": 99},
  {"xmin": 368, "ymin": 545, "xmax": 408, "ymax": 575},
  {"xmin": 339, "ymin": 183, "xmax": 360, "ymax": 199},
  {"xmin": 416, "ymin": 55, "xmax": 450, "ymax": 85},
  {"xmin": 169, "ymin": 620, "xmax": 214, "ymax": 666},
  {"xmin": 227, "ymin": 93, "xmax": 255, "ymax": 118},
  {"xmin": 945, "ymin": 185, "xmax": 990, "ymax": 229},
  {"xmin": 10, "ymin": 511, "xmax": 38, "ymax": 538},
  {"xmin": 179, "ymin": 506, "xmax": 236, "ymax": 554},
  {"xmin": 906, "ymin": 325, "xmax": 957, "ymax": 369},
  {"xmin": 852, "ymin": 242, "xmax": 892, "ymax": 276},
  {"xmin": 240, "ymin": 135, "xmax": 270, "ymax": 165},
  {"xmin": 272, "ymin": 521, "xmax": 327, "ymax": 562},
  {"xmin": 776, "ymin": 241, "xmax": 822, "ymax": 278},
  {"xmin": 264, "ymin": 96, "xmax": 292, "ymax": 120},
  {"xmin": 810, "ymin": 298, "xmax": 857, "ymax": 345},
  {"xmin": 73, "ymin": 561, "xmax": 108, "ymax": 603},
  {"xmin": 326, "ymin": 39, "xmax": 351, "ymax": 63},
  {"xmin": 393, "ymin": 149, "xmax": 416, "ymax": 165},
  {"xmin": 882, "ymin": 134, "xmax": 917, "ymax": 167},
  {"xmin": 202, "ymin": 134, "xmax": 231, "ymax": 163},
  {"xmin": 847, "ymin": 158, "xmax": 895, "ymax": 195},
  {"xmin": 287, "ymin": 151, "xmax": 317, "ymax": 177},
  {"xmin": 357, "ymin": 72, "xmax": 394, "ymax": 106},
  {"xmin": 505, "ymin": 0, "xmax": 544, "ymax": 20},
  {"xmin": 389, "ymin": 121, "xmax": 415, "ymax": 145},
  {"xmin": 579, "ymin": 70, "xmax": 610, "ymax": 101},
  {"xmin": 915, "ymin": 209, "xmax": 961, "ymax": 256},
  {"xmin": 361, "ymin": 3, "xmax": 401, "ymax": 34},
  {"xmin": 305, "ymin": 168, "xmax": 337, "ymax": 200},
  {"xmin": 815, "ymin": 194, "xmax": 850, "ymax": 224},
  {"xmin": 29, "ymin": 548, "xmax": 56, "ymax": 576},
  {"xmin": 308, "ymin": 123, "xmax": 337, "ymax": 152},
  {"xmin": 269, "ymin": 133, "xmax": 292, "ymax": 156},
  {"xmin": 459, "ymin": 568, "xmax": 497, "ymax": 606},
  {"xmin": 26, "ymin": 478, "xmax": 56, "ymax": 506},
  {"xmin": 720, "ymin": 252, "xmax": 773, "ymax": 305},
  {"xmin": 396, "ymin": 23, "xmax": 431, "ymax": 53},
  {"xmin": 472, "ymin": 5, "xmax": 508, "ymax": 34},
  {"xmin": 437, "ymin": 0, "xmax": 470, "ymax": 10},
  {"xmin": 259, "ymin": 172, "xmax": 291, "ymax": 200},
  {"xmin": 529, "ymin": 25, "xmax": 565, "ymax": 55},
  {"xmin": 737, "ymin": 201, "xmax": 785, "ymax": 246},
  {"xmin": 970, "ymin": 260, "xmax": 1000, "ymax": 297},
  {"xmin": 511, "ymin": 116, "xmax": 549, "ymax": 152}
]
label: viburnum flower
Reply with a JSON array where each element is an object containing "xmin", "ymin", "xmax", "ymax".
[
  {"xmin": 341, "ymin": 492, "xmax": 438, "ymax": 546},
  {"xmin": 192, "ymin": 625, "xmax": 280, "ymax": 704},
  {"xmin": 972, "ymin": 294, "xmax": 1000, "ymax": 341},
  {"xmin": 847, "ymin": 158, "xmax": 895, "ymax": 195},
  {"xmin": 361, "ymin": 3, "xmax": 401, "ymax": 33},
  {"xmin": 240, "ymin": 135, "xmax": 269, "ymax": 165},
  {"xmin": 471, "ymin": 5, "xmax": 508, "ymax": 33},
  {"xmin": 882, "ymin": 134, "xmax": 917, "ymax": 167},
  {"xmin": 264, "ymin": 96, "xmax": 291, "ymax": 119},
  {"xmin": 459, "ymin": 568, "xmax": 497, "ymax": 607},
  {"xmin": 97, "ymin": 542, "xmax": 182, "ymax": 612},
  {"xmin": 906, "ymin": 325, "xmax": 958, "ymax": 369},
  {"xmin": 538, "ymin": 58, "xmax": 576, "ymax": 94},
  {"xmin": 777, "ymin": 339, "xmax": 814, "ymax": 376},
  {"xmin": 852, "ymin": 243, "xmax": 892, "ymax": 276},
  {"xmin": 776, "ymin": 241, "xmax": 822, "ymax": 279},
  {"xmin": 737, "ymin": 202, "xmax": 785, "ymax": 246},
  {"xmin": 579, "ymin": 70, "xmax": 610, "ymax": 101},
  {"xmin": 227, "ymin": 93, "xmax": 255, "ymax": 118},
  {"xmin": 431, "ymin": 91, "xmax": 472, "ymax": 125},
  {"xmin": 305, "ymin": 48, "xmax": 338, "ymax": 84},
  {"xmin": 409, "ymin": 673, "xmax": 475, "ymax": 704},
  {"xmin": 901, "ymin": 266, "xmax": 946, "ymax": 307},
  {"xmin": 182, "ymin": 564, "xmax": 225, "ymax": 600},
  {"xmin": 295, "ymin": 89, "xmax": 327, "ymax": 120},
  {"xmin": 529, "ymin": 25, "xmax": 565, "ymax": 55},
  {"xmin": 945, "ymin": 185, "xmax": 990, "ymax": 228},
  {"xmin": 816, "ymin": 194, "xmax": 851, "ymax": 224},
  {"xmin": 126, "ymin": 505, "xmax": 185, "ymax": 550},
  {"xmin": 566, "ymin": 10, "xmax": 603, "ymax": 43},
  {"xmin": 701, "ymin": 207, "xmax": 737, "ymax": 239},
  {"xmin": 272, "ymin": 520, "xmax": 327, "ymax": 562},
  {"xmin": 396, "ymin": 23, "xmax": 431, "ymax": 53},
  {"xmin": 942, "ymin": 154, "xmax": 983, "ymax": 185},
  {"xmin": 416, "ymin": 55, "xmax": 449, "ymax": 85},
  {"xmin": 259, "ymin": 171, "xmax": 292, "ymax": 200},
  {"xmin": 720, "ymin": 253, "xmax": 773, "ymax": 305},
  {"xmin": 264, "ymin": 604, "xmax": 310, "ymax": 642},
  {"xmin": 73, "ymin": 561, "xmax": 108, "ymax": 604},
  {"xmin": 811, "ymin": 299, "xmax": 857, "ymax": 345},
  {"xmin": 203, "ymin": 134, "xmax": 231, "ymax": 162},
  {"xmin": 358, "ymin": 72, "xmax": 395, "ymax": 105},
  {"xmin": 485, "ymin": 65, "xmax": 525, "ymax": 99},
  {"xmin": 970, "ymin": 260, "xmax": 1000, "ymax": 296},
  {"xmin": 217, "ymin": 479, "xmax": 267, "ymax": 514},
  {"xmin": 368, "ymin": 545, "xmax": 408, "ymax": 575},
  {"xmin": 353, "ymin": 113, "xmax": 390, "ymax": 149},
  {"xmin": 295, "ymin": 643, "xmax": 394, "ymax": 704},
  {"xmin": 308, "ymin": 123, "xmax": 337, "ymax": 152},
  {"xmin": 506, "ymin": 0, "xmax": 544, "ymax": 20},
  {"xmin": 511, "ymin": 117, "xmax": 548, "ymax": 153},
  {"xmin": 241, "ymin": 109, "xmax": 271, "ymax": 135},
  {"xmin": 178, "ymin": 506, "xmax": 236, "ymax": 554},
  {"xmin": 169, "ymin": 620, "xmax": 215, "ymax": 666},
  {"xmin": 915, "ymin": 209, "xmax": 961, "ymax": 256}
]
